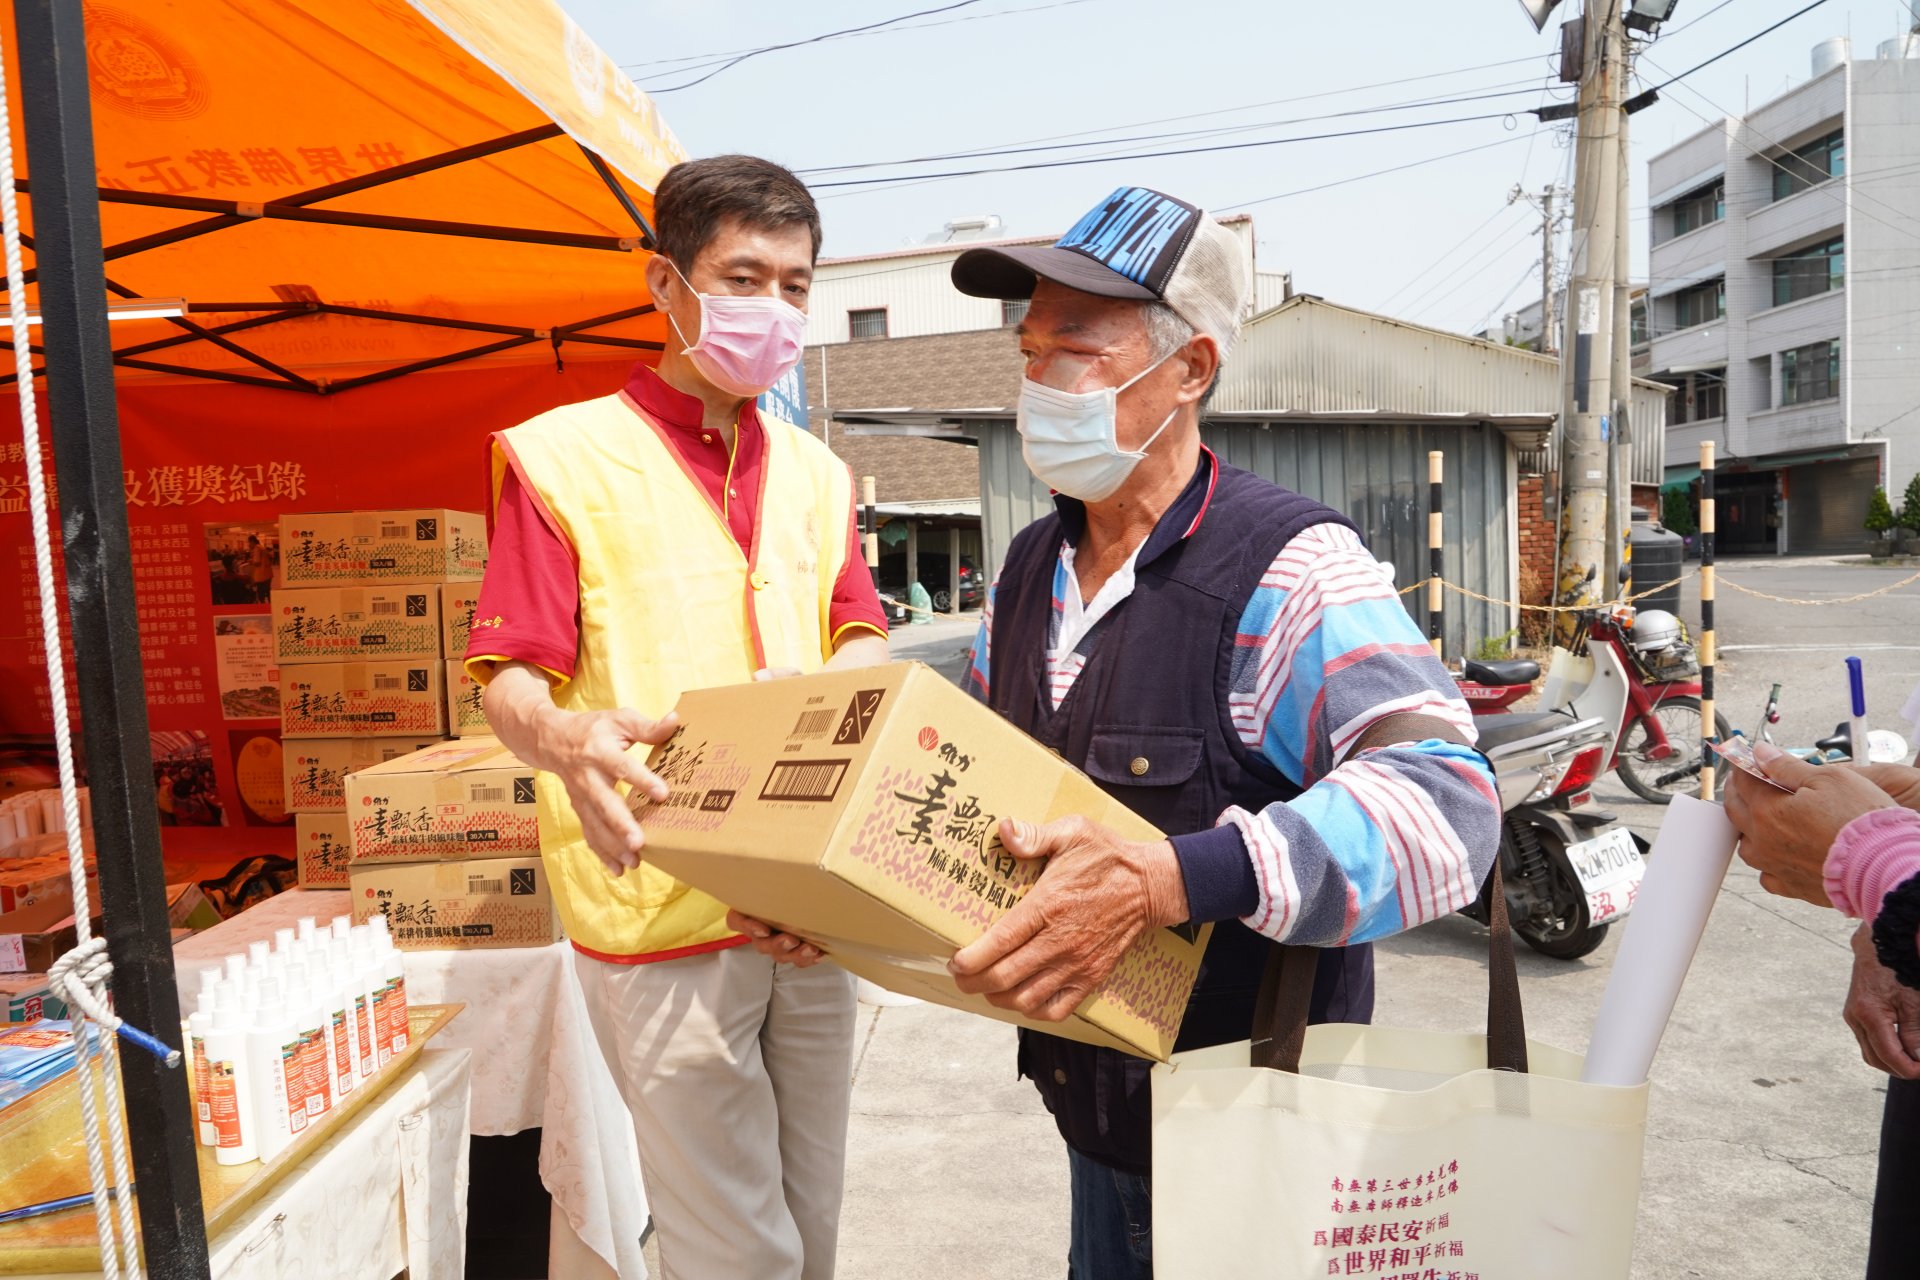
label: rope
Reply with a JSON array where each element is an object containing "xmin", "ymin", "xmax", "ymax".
[
  {"xmin": 1403, "ymin": 563, "xmax": 1920, "ymax": 614},
  {"xmin": 0, "ymin": 26, "xmax": 147, "ymax": 1279}
]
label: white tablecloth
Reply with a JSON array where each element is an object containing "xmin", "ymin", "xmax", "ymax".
[
  {"xmin": 173, "ymin": 889, "xmax": 648, "ymax": 1278},
  {"xmin": 12, "ymin": 1049, "xmax": 471, "ymax": 1280}
]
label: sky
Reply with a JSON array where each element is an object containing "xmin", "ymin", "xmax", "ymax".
[{"xmin": 565, "ymin": 0, "xmax": 1918, "ymax": 338}]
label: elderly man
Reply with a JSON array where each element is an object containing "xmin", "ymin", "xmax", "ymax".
[{"xmin": 941, "ymin": 187, "xmax": 1503, "ymax": 1276}]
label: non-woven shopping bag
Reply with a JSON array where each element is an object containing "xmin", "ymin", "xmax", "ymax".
[{"xmin": 1153, "ymin": 872, "xmax": 1650, "ymax": 1280}]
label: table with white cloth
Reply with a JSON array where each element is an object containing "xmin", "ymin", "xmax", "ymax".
[
  {"xmin": 0, "ymin": 1048, "xmax": 472, "ymax": 1280},
  {"xmin": 172, "ymin": 888, "xmax": 649, "ymax": 1279}
]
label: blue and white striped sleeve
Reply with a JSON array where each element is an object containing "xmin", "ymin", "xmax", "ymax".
[
  {"xmin": 1167, "ymin": 523, "xmax": 1502, "ymax": 945},
  {"xmin": 965, "ymin": 580, "xmax": 994, "ymax": 704}
]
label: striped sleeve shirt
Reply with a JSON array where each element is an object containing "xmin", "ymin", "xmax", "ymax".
[{"xmin": 967, "ymin": 521, "xmax": 1500, "ymax": 947}]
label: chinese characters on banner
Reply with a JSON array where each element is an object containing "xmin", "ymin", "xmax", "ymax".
[
  {"xmin": 0, "ymin": 359, "xmax": 633, "ymax": 860},
  {"xmin": 1313, "ymin": 1160, "xmax": 1472, "ymax": 1279}
]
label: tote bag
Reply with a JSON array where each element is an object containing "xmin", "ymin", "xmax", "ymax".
[{"xmin": 1152, "ymin": 874, "xmax": 1649, "ymax": 1280}]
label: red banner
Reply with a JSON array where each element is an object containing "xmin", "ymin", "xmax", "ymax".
[{"xmin": 0, "ymin": 357, "xmax": 634, "ymax": 865}]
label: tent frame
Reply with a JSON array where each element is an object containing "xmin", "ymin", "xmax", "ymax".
[{"xmin": 5, "ymin": 114, "xmax": 665, "ymax": 396}]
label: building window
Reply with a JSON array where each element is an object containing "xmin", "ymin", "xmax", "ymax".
[
  {"xmin": 1671, "ymin": 181, "xmax": 1724, "ymax": 237},
  {"xmin": 1772, "ymin": 238, "xmax": 1844, "ymax": 307},
  {"xmin": 1000, "ymin": 298, "xmax": 1030, "ymax": 327},
  {"xmin": 1630, "ymin": 299, "xmax": 1649, "ymax": 347},
  {"xmin": 1666, "ymin": 367, "xmax": 1726, "ymax": 425},
  {"xmin": 1771, "ymin": 129, "xmax": 1844, "ymax": 201},
  {"xmin": 848, "ymin": 308, "xmax": 888, "ymax": 341},
  {"xmin": 1781, "ymin": 339, "xmax": 1840, "ymax": 406},
  {"xmin": 1673, "ymin": 278, "xmax": 1725, "ymax": 330}
]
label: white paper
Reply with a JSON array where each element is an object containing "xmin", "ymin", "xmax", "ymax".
[{"xmin": 1580, "ymin": 795, "xmax": 1737, "ymax": 1086}]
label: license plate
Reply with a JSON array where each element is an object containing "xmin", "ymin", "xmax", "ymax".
[{"xmin": 1565, "ymin": 827, "xmax": 1644, "ymax": 927}]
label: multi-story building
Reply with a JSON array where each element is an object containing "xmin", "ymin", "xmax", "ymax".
[{"xmin": 1645, "ymin": 34, "xmax": 1920, "ymax": 555}]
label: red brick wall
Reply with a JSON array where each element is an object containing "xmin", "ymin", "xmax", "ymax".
[{"xmin": 1518, "ymin": 474, "xmax": 1553, "ymax": 603}]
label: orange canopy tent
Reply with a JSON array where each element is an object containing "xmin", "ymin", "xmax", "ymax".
[
  {"xmin": 4, "ymin": 0, "xmax": 683, "ymax": 392},
  {"xmin": 0, "ymin": 2, "xmax": 693, "ymax": 1267}
]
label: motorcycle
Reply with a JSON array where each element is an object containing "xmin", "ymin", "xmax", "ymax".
[
  {"xmin": 1460, "ymin": 607, "xmax": 1732, "ymax": 803},
  {"xmin": 1457, "ymin": 700, "xmax": 1643, "ymax": 961}
]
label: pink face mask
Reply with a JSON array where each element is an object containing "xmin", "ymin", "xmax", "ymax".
[{"xmin": 664, "ymin": 260, "xmax": 808, "ymax": 398}]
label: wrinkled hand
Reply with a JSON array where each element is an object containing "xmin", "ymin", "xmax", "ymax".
[
  {"xmin": 1844, "ymin": 923, "xmax": 1920, "ymax": 1079},
  {"xmin": 1725, "ymin": 742, "xmax": 1893, "ymax": 908},
  {"xmin": 726, "ymin": 909, "xmax": 825, "ymax": 967},
  {"xmin": 947, "ymin": 816, "xmax": 1188, "ymax": 1021},
  {"xmin": 543, "ymin": 707, "xmax": 680, "ymax": 876},
  {"xmin": 1855, "ymin": 762, "xmax": 1920, "ymax": 812}
]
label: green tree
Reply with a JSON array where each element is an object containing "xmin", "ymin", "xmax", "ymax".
[
  {"xmin": 1900, "ymin": 473, "xmax": 1920, "ymax": 532},
  {"xmin": 1865, "ymin": 486, "xmax": 1896, "ymax": 534},
  {"xmin": 1662, "ymin": 488, "xmax": 1697, "ymax": 536}
]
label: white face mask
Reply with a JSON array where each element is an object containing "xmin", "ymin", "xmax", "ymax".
[{"xmin": 1016, "ymin": 353, "xmax": 1178, "ymax": 502}]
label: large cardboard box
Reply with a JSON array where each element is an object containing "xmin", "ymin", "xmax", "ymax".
[
  {"xmin": 277, "ymin": 509, "xmax": 487, "ymax": 587},
  {"xmin": 295, "ymin": 811, "xmax": 353, "ymax": 888},
  {"xmin": 446, "ymin": 661, "xmax": 488, "ymax": 737},
  {"xmin": 348, "ymin": 856, "xmax": 560, "ymax": 951},
  {"xmin": 0, "ymin": 899, "xmax": 100, "ymax": 975},
  {"xmin": 0, "ymin": 856, "xmax": 94, "ymax": 914},
  {"xmin": 281, "ymin": 661, "xmax": 446, "ymax": 738},
  {"xmin": 345, "ymin": 738, "xmax": 539, "ymax": 862},
  {"xmin": 638, "ymin": 663, "xmax": 1210, "ymax": 1061},
  {"xmin": 440, "ymin": 585, "xmax": 481, "ymax": 659},
  {"xmin": 0, "ymin": 973, "xmax": 66, "ymax": 1025},
  {"xmin": 273, "ymin": 585, "xmax": 442, "ymax": 664},
  {"xmin": 282, "ymin": 737, "xmax": 444, "ymax": 813}
]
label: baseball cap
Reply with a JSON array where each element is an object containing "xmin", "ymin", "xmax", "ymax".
[{"xmin": 951, "ymin": 186, "xmax": 1250, "ymax": 357}]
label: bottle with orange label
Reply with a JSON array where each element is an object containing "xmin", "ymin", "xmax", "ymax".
[{"xmin": 204, "ymin": 987, "xmax": 257, "ymax": 1166}]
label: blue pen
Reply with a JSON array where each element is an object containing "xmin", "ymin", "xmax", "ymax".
[
  {"xmin": 0, "ymin": 1185, "xmax": 125, "ymax": 1225},
  {"xmin": 1848, "ymin": 656, "xmax": 1869, "ymax": 762}
]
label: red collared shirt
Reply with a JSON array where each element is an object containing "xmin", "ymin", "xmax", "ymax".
[{"xmin": 469, "ymin": 364, "xmax": 887, "ymax": 682}]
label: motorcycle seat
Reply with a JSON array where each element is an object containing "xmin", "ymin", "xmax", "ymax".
[
  {"xmin": 1815, "ymin": 721, "xmax": 1853, "ymax": 757},
  {"xmin": 1472, "ymin": 710, "xmax": 1578, "ymax": 753},
  {"xmin": 1463, "ymin": 657, "xmax": 1540, "ymax": 687}
]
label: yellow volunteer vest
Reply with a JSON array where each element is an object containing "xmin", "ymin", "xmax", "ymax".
[{"xmin": 494, "ymin": 391, "xmax": 853, "ymax": 959}]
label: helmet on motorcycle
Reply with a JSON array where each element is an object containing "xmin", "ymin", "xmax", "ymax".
[{"xmin": 1629, "ymin": 609, "xmax": 1684, "ymax": 653}]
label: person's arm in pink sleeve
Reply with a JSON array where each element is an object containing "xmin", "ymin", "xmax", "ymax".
[{"xmin": 1825, "ymin": 807, "xmax": 1920, "ymax": 920}]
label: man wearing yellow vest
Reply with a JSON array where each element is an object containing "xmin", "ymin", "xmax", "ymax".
[{"xmin": 467, "ymin": 155, "xmax": 889, "ymax": 1280}]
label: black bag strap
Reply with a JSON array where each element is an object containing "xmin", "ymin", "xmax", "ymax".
[{"xmin": 1251, "ymin": 862, "xmax": 1528, "ymax": 1075}]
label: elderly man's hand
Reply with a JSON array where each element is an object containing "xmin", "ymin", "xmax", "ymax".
[
  {"xmin": 725, "ymin": 909, "xmax": 825, "ymax": 967},
  {"xmin": 1845, "ymin": 922, "xmax": 1920, "ymax": 1079},
  {"xmin": 1725, "ymin": 742, "xmax": 1893, "ymax": 908},
  {"xmin": 947, "ymin": 816, "xmax": 1189, "ymax": 1021}
]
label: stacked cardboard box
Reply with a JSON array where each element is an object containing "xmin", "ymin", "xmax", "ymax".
[
  {"xmin": 276, "ymin": 509, "xmax": 490, "ymax": 886},
  {"xmin": 344, "ymin": 738, "xmax": 559, "ymax": 951}
]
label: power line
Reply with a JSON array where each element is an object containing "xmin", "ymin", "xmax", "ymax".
[
  {"xmin": 808, "ymin": 111, "xmax": 1533, "ymax": 189},
  {"xmin": 641, "ymin": 0, "xmax": 988, "ymax": 93},
  {"xmin": 1215, "ymin": 133, "xmax": 1539, "ymax": 212},
  {"xmin": 1376, "ymin": 203, "xmax": 1526, "ymax": 313},
  {"xmin": 796, "ymin": 83, "xmax": 1549, "ymax": 176},
  {"xmin": 1646, "ymin": 0, "xmax": 1836, "ymax": 90},
  {"xmin": 622, "ymin": 0, "xmax": 1093, "ymax": 71}
]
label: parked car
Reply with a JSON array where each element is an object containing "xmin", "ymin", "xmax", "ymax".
[{"xmin": 876, "ymin": 551, "xmax": 984, "ymax": 614}]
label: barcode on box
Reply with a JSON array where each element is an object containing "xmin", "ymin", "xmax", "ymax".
[
  {"xmin": 380, "ymin": 523, "xmax": 408, "ymax": 539},
  {"xmin": 373, "ymin": 675, "xmax": 401, "ymax": 691},
  {"xmin": 470, "ymin": 785, "xmax": 506, "ymax": 804},
  {"xmin": 466, "ymin": 876, "xmax": 504, "ymax": 895},
  {"xmin": 371, "ymin": 601, "xmax": 400, "ymax": 616},
  {"xmin": 759, "ymin": 759, "xmax": 849, "ymax": 803},
  {"xmin": 791, "ymin": 708, "xmax": 836, "ymax": 739}
]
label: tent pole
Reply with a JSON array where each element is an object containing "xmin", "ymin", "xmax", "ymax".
[
  {"xmin": 576, "ymin": 141, "xmax": 659, "ymax": 249},
  {"xmin": 13, "ymin": 2, "xmax": 212, "ymax": 1275}
]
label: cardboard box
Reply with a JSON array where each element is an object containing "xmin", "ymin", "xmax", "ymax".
[
  {"xmin": 282, "ymin": 737, "xmax": 445, "ymax": 813},
  {"xmin": 345, "ymin": 738, "xmax": 540, "ymax": 862},
  {"xmin": 273, "ymin": 585, "xmax": 443, "ymax": 664},
  {"xmin": 0, "ymin": 899, "xmax": 100, "ymax": 975},
  {"xmin": 441, "ymin": 585, "xmax": 481, "ymax": 659},
  {"xmin": 446, "ymin": 660, "xmax": 488, "ymax": 737},
  {"xmin": 0, "ymin": 857, "xmax": 92, "ymax": 915},
  {"xmin": 1, "ymin": 973, "xmax": 67, "ymax": 1025},
  {"xmin": 349, "ymin": 856, "xmax": 560, "ymax": 951},
  {"xmin": 638, "ymin": 663, "xmax": 1210, "ymax": 1062},
  {"xmin": 295, "ymin": 812, "xmax": 354, "ymax": 888},
  {"xmin": 277, "ymin": 509, "xmax": 487, "ymax": 587},
  {"xmin": 281, "ymin": 661, "xmax": 446, "ymax": 738}
]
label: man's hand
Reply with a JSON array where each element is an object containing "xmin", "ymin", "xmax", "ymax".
[
  {"xmin": 1725, "ymin": 742, "xmax": 1893, "ymax": 907},
  {"xmin": 726, "ymin": 909, "xmax": 825, "ymax": 967},
  {"xmin": 947, "ymin": 816, "xmax": 1189, "ymax": 1021},
  {"xmin": 543, "ymin": 707, "xmax": 682, "ymax": 875},
  {"xmin": 1845, "ymin": 922, "xmax": 1920, "ymax": 1079},
  {"xmin": 1855, "ymin": 762, "xmax": 1920, "ymax": 812}
]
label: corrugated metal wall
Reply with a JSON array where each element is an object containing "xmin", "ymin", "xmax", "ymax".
[
  {"xmin": 1512, "ymin": 379, "xmax": 1669, "ymax": 485},
  {"xmin": 978, "ymin": 419, "xmax": 1515, "ymax": 660}
]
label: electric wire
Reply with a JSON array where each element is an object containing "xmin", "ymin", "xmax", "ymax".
[
  {"xmin": 641, "ymin": 0, "xmax": 988, "ymax": 92},
  {"xmin": 1646, "ymin": 0, "xmax": 1837, "ymax": 90},
  {"xmin": 622, "ymin": 0, "xmax": 1094, "ymax": 71}
]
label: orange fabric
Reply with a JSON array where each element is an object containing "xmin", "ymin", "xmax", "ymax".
[{"xmin": 0, "ymin": 0, "xmax": 685, "ymax": 385}]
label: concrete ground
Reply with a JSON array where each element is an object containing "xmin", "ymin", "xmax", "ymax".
[{"xmin": 652, "ymin": 563, "xmax": 1920, "ymax": 1278}]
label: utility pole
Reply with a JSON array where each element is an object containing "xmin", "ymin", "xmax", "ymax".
[
  {"xmin": 1539, "ymin": 185, "xmax": 1558, "ymax": 354},
  {"xmin": 1606, "ymin": 102, "xmax": 1634, "ymax": 603},
  {"xmin": 1554, "ymin": 0, "xmax": 1626, "ymax": 644}
]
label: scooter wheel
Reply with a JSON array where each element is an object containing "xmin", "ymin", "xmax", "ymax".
[{"xmin": 1516, "ymin": 903, "xmax": 1609, "ymax": 960}]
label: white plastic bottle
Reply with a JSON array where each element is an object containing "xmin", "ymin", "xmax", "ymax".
[
  {"xmin": 374, "ymin": 931, "xmax": 409, "ymax": 1062},
  {"xmin": 283, "ymin": 970, "xmax": 332, "ymax": 1122},
  {"xmin": 350, "ymin": 940, "xmax": 381, "ymax": 1080},
  {"xmin": 321, "ymin": 947, "xmax": 355, "ymax": 1100},
  {"xmin": 204, "ymin": 988, "xmax": 257, "ymax": 1165},
  {"xmin": 247, "ymin": 940, "xmax": 271, "ymax": 970},
  {"xmin": 273, "ymin": 926, "xmax": 296, "ymax": 955},
  {"xmin": 187, "ymin": 987, "xmax": 217, "ymax": 1146},
  {"xmin": 245, "ymin": 978, "xmax": 296, "ymax": 1162},
  {"xmin": 224, "ymin": 954, "xmax": 247, "ymax": 985}
]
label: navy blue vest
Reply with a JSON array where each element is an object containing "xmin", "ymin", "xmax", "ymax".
[{"xmin": 988, "ymin": 456, "xmax": 1376, "ymax": 1175}]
